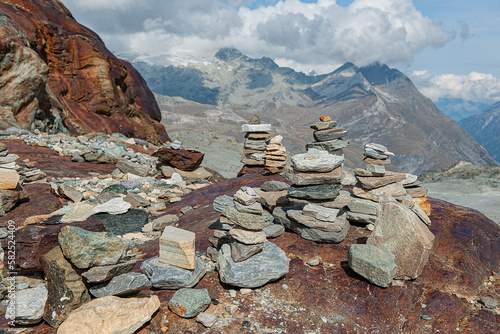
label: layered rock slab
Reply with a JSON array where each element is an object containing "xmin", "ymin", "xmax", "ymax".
[{"xmin": 367, "ymin": 198, "xmax": 435, "ymax": 279}]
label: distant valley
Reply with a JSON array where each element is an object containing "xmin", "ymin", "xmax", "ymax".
[{"xmin": 124, "ymin": 48, "xmax": 499, "ymax": 174}]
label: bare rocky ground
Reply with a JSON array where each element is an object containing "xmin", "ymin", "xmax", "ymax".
[{"xmin": 420, "ymin": 161, "xmax": 500, "ymax": 223}]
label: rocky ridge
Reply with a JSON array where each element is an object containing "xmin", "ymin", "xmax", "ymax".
[{"xmin": 0, "ymin": 0, "xmax": 168, "ymax": 144}]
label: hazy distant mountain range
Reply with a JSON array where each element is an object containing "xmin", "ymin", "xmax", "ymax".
[
  {"xmin": 460, "ymin": 101, "xmax": 500, "ymax": 162},
  {"xmin": 121, "ymin": 48, "xmax": 499, "ymax": 174}
]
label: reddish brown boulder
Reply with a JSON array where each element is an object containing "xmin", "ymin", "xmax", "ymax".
[
  {"xmin": 153, "ymin": 148, "xmax": 204, "ymax": 171},
  {"xmin": 0, "ymin": 0, "xmax": 169, "ymax": 144},
  {"xmin": 2, "ymin": 220, "xmax": 106, "ymax": 272}
]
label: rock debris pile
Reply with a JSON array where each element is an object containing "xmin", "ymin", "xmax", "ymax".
[{"xmin": 240, "ymin": 114, "xmax": 287, "ymax": 175}]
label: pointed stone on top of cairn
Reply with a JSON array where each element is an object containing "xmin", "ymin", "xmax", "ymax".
[{"xmin": 248, "ymin": 114, "xmax": 260, "ymax": 124}]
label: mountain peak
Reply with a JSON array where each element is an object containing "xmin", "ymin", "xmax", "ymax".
[
  {"xmin": 359, "ymin": 62, "xmax": 405, "ymax": 85},
  {"xmin": 214, "ymin": 47, "xmax": 245, "ymax": 62}
]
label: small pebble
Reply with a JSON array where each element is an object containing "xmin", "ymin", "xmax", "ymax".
[
  {"xmin": 240, "ymin": 288, "xmax": 252, "ymax": 295},
  {"xmin": 421, "ymin": 315, "xmax": 432, "ymax": 320},
  {"xmin": 226, "ymin": 304, "xmax": 238, "ymax": 315},
  {"xmin": 229, "ymin": 290, "xmax": 237, "ymax": 298},
  {"xmin": 306, "ymin": 256, "xmax": 322, "ymax": 266}
]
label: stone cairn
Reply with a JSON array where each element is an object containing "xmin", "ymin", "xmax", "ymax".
[
  {"xmin": 348, "ymin": 143, "xmax": 431, "ymax": 228},
  {"xmin": 263, "ymin": 135, "xmax": 287, "ymax": 174},
  {"xmin": 275, "ymin": 116, "xmax": 351, "ymax": 243},
  {"xmin": 141, "ymin": 226, "xmax": 206, "ymax": 289},
  {"xmin": 305, "ymin": 115, "xmax": 349, "ymax": 156},
  {"xmin": 241, "ymin": 115, "xmax": 272, "ymax": 169},
  {"xmin": 345, "ymin": 143, "xmax": 434, "ymax": 288},
  {"xmin": 209, "ymin": 186, "xmax": 289, "ymax": 288}
]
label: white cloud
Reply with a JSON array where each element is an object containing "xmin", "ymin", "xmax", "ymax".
[
  {"xmin": 411, "ymin": 70, "xmax": 500, "ymax": 104},
  {"xmin": 63, "ymin": 0, "xmax": 451, "ymax": 73}
]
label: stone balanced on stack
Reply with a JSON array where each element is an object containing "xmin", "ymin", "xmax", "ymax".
[
  {"xmin": 305, "ymin": 116, "xmax": 349, "ymax": 156},
  {"xmin": 141, "ymin": 226, "xmax": 206, "ymax": 289},
  {"xmin": 274, "ymin": 117, "xmax": 350, "ymax": 243},
  {"xmin": 352, "ymin": 143, "xmax": 407, "ymax": 203},
  {"xmin": 263, "ymin": 135, "xmax": 287, "ymax": 174},
  {"xmin": 213, "ymin": 187, "xmax": 290, "ymax": 288},
  {"xmin": 241, "ymin": 115, "xmax": 272, "ymax": 168}
]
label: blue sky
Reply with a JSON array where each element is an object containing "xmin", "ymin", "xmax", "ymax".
[{"xmin": 63, "ymin": 0, "xmax": 500, "ymax": 105}]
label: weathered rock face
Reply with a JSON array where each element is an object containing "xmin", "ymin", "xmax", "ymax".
[
  {"xmin": 0, "ymin": 0, "xmax": 169, "ymax": 144},
  {"xmin": 40, "ymin": 247, "xmax": 90, "ymax": 328}
]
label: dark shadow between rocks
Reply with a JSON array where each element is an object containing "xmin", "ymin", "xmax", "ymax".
[{"xmin": 356, "ymin": 237, "xmax": 368, "ymax": 244}]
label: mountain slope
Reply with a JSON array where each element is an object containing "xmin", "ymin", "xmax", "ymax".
[
  {"xmin": 459, "ymin": 101, "xmax": 500, "ymax": 162},
  {"xmin": 129, "ymin": 49, "xmax": 498, "ymax": 174}
]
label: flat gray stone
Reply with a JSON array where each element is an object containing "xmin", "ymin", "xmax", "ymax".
[
  {"xmin": 234, "ymin": 200, "xmax": 263, "ymax": 215},
  {"xmin": 365, "ymin": 143, "xmax": 388, "ymax": 153},
  {"xmin": 141, "ymin": 257, "xmax": 206, "ymax": 289},
  {"xmin": 116, "ymin": 159, "xmax": 149, "ymax": 177},
  {"xmin": 288, "ymin": 184, "xmax": 342, "ymax": 200},
  {"xmin": 347, "ymin": 198, "xmax": 380, "ymax": 216},
  {"xmin": 282, "ymin": 166, "xmax": 342, "ymax": 186},
  {"xmin": 274, "ymin": 207, "xmax": 350, "ymax": 243},
  {"xmin": 213, "ymin": 195, "xmax": 234, "ymax": 214},
  {"xmin": 217, "ymin": 242, "xmax": 289, "ymax": 288},
  {"xmin": 291, "ymin": 150, "xmax": 343, "ymax": 173},
  {"xmin": 310, "ymin": 120, "xmax": 337, "ymax": 131},
  {"xmin": 366, "ymin": 164, "xmax": 386, "ymax": 175},
  {"xmin": 242, "ymin": 124, "xmax": 272, "ymax": 132},
  {"xmin": 302, "ymin": 203, "xmax": 339, "ymax": 222},
  {"xmin": 0, "ymin": 154, "xmax": 19, "ymax": 164},
  {"xmin": 81, "ymin": 261, "xmax": 137, "ymax": 283},
  {"xmin": 348, "ymin": 244, "xmax": 397, "ymax": 288},
  {"xmin": 305, "ymin": 139, "xmax": 349, "ymax": 152},
  {"xmin": 6, "ymin": 284, "xmax": 47, "ymax": 325},
  {"xmin": 224, "ymin": 206, "xmax": 274, "ymax": 230},
  {"xmin": 313, "ymin": 128, "xmax": 347, "ymax": 142},
  {"xmin": 262, "ymin": 224, "xmax": 285, "ymax": 238},
  {"xmin": 364, "ymin": 148, "xmax": 389, "ymax": 159},
  {"xmin": 260, "ymin": 181, "xmax": 290, "ymax": 192},
  {"xmin": 89, "ymin": 272, "xmax": 152, "ymax": 297},
  {"xmin": 347, "ymin": 211, "xmax": 378, "ymax": 224}
]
